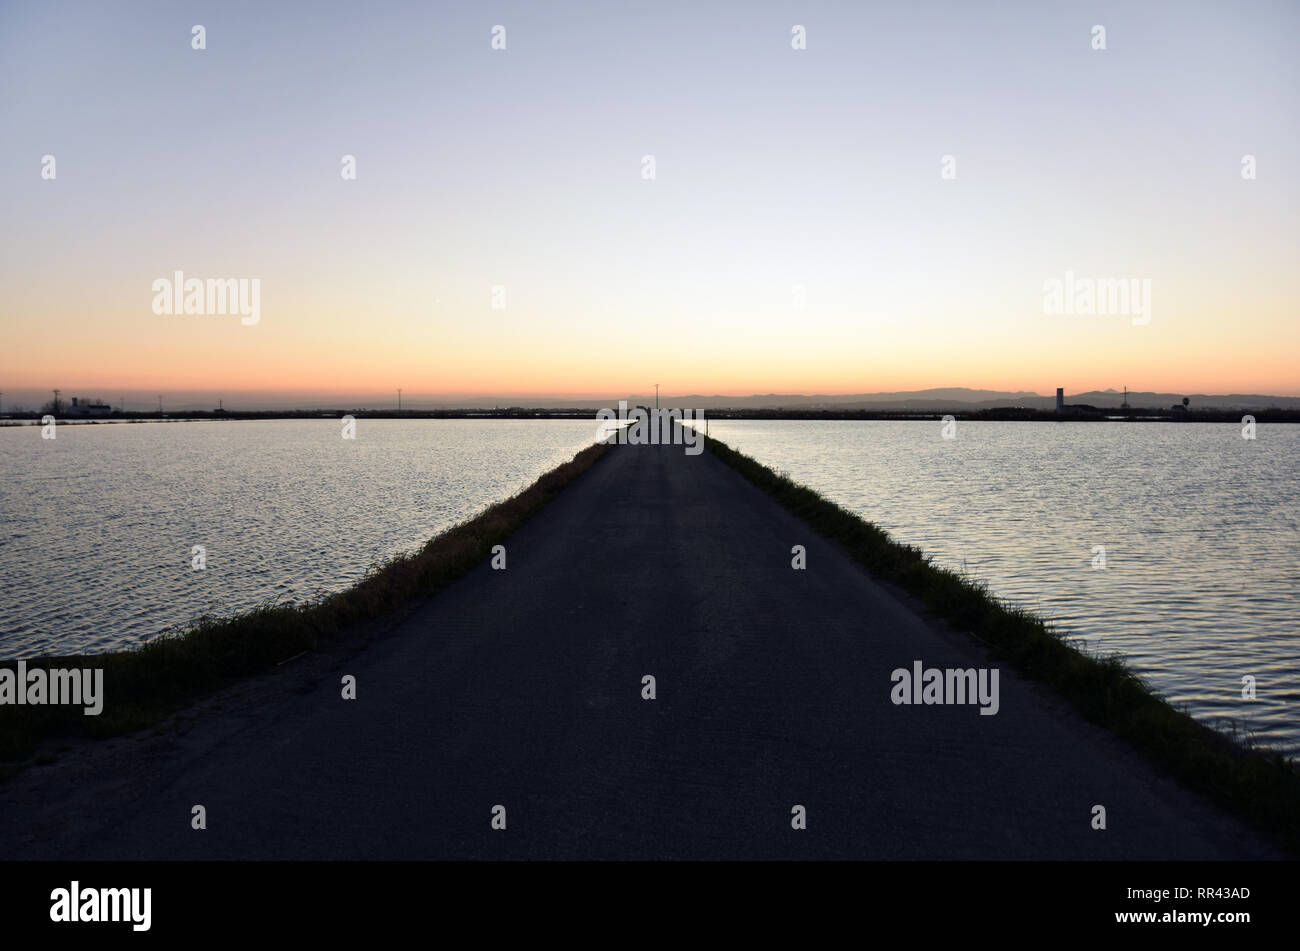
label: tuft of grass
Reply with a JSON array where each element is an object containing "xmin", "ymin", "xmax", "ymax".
[
  {"xmin": 0, "ymin": 440, "xmax": 611, "ymax": 768},
  {"xmin": 706, "ymin": 435, "xmax": 1300, "ymax": 855}
]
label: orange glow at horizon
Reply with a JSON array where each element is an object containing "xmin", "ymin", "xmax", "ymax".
[
  {"xmin": 4, "ymin": 2, "xmax": 1298, "ymax": 408},
  {"xmin": 7, "ymin": 323, "xmax": 1298, "ymax": 400}
]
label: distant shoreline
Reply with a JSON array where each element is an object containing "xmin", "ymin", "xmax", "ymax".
[{"xmin": 3, "ymin": 407, "xmax": 1299, "ymax": 424}]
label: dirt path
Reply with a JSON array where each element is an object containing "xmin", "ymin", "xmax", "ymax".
[{"xmin": 0, "ymin": 440, "xmax": 1280, "ymax": 858}]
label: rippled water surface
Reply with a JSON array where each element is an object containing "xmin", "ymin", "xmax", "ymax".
[
  {"xmin": 701, "ymin": 420, "xmax": 1299, "ymax": 755},
  {"xmin": 0, "ymin": 419, "xmax": 598, "ymax": 657},
  {"xmin": 3, "ymin": 417, "xmax": 1296, "ymax": 754}
]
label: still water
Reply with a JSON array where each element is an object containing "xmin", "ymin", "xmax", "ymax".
[
  {"xmin": 0, "ymin": 419, "xmax": 599, "ymax": 656},
  {"xmin": 1, "ymin": 417, "xmax": 1296, "ymax": 754},
  {"xmin": 700, "ymin": 420, "xmax": 1299, "ymax": 755}
]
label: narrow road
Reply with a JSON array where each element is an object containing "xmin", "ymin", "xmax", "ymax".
[{"xmin": 0, "ymin": 440, "xmax": 1280, "ymax": 858}]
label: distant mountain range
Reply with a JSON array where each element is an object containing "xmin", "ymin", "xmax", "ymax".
[
  {"xmin": 6, "ymin": 387, "xmax": 1299, "ymax": 413},
  {"xmin": 533, "ymin": 388, "xmax": 1300, "ymax": 412}
]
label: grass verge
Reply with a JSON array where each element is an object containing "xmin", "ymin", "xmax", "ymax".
[
  {"xmin": 706, "ymin": 435, "xmax": 1299, "ymax": 856},
  {"xmin": 0, "ymin": 440, "xmax": 611, "ymax": 768}
]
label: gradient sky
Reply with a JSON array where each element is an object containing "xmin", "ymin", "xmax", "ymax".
[{"xmin": 2, "ymin": 0, "xmax": 1297, "ymax": 407}]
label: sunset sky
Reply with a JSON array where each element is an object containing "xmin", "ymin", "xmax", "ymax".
[{"xmin": 2, "ymin": 0, "xmax": 1298, "ymax": 408}]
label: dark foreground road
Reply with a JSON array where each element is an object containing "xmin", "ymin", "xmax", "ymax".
[{"xmin": 0, "ymin": 440, "xmax": 1281, "ymax": 859}]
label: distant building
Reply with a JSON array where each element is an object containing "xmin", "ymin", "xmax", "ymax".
[
  {"xmin": 1054, "ymin": 387, "xmax": 1094, "ymax": 416},
  {"xmin": 66, "ymin": 397, "xmax": 112, "ymax": 417}
]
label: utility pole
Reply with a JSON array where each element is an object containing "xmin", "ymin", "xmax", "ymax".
[
  {"xmin": 397, "ymin": 388, "xmax": 402, "ymax": 412},
  {"xmin": 654, "ymin": 383, "xmax": 660, "ymax": 410}
]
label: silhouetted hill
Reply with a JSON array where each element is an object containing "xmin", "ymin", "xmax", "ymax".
[{"xmin": 6, "ymin": 387, "xmax": 1298, "ymax": 413}]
